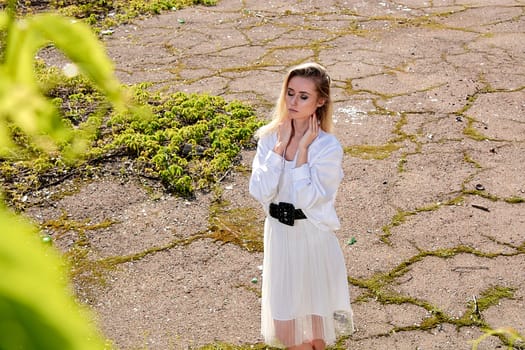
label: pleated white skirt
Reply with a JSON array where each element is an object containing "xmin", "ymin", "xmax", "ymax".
[{"xmin": 261, "ymin": 216, "xmax": 354, "ymax": 348}]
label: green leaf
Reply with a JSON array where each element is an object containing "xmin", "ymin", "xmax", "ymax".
[
  {"xmin": 0, "ymin": 12, "xmax": 8, "ymax": 29},
  {"xmin": 0, "ymin": 11, "xmax": 130, "ymax": 157},
  {"xmin": 0, "ymin": 207, "xmax": 106, "ymax": 350},
  {"xmin": 27, "ymin": 14, "xmax": 124, "ymax": 106}
]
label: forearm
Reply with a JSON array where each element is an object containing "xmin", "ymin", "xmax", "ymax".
[{"xmin": 295, "ymin": 145, "xmax": 308, "ymax": 167}]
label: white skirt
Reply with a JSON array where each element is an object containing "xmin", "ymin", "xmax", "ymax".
[{"xmin": 261, "ymin": 216, "xmax": 354, "ymax": 348}]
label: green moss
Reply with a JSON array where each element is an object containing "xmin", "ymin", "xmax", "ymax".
[
  {"xmin": 1, "ymin": 65, "xmax": 265, "ymax": 208},
  {"xmin": 378, "ymin": 229, "xmax": 391, "ymax": 245},
  {"xmin": 44, "ymin": 0, "xmax": 217, "ymax": 29},
  {"xmin": 52, "ymin": 203, "xmax": 264, "ymax": 287},
  {"xmin": 397, "ymin": 156, "xmax": 407, "ymax": 172},
  {"xmin": 456, "ymin": 94, "xmax": 477, "ymax": 115},
  {"xmin": 208, "ymin": 202, "xmax": 264, "ymax": 253},
  {"xmin": 463, "ymin": 116, "xmax": 490, "ymax": 141},
  {"xmin": 42, "ymin": 213, "xmax": 115, "ymax": 237},
  {"xmin": 345, "ymin": 143, "xmax": 400, "ymax": 160},
  {"xmin": 463, "ymin": 152, "xmax": 482, "ymax": 169},
  {"xmin": 39, "ymin": 213, "xmax": 118, "ymax": 291},
  {"xmin": 349, "ymin": 245, "xmax": 516, "ymax": 303},
  {"xmin": 446, "ymin": 195, "xmax": 465, "ymax": 206},
  {"xmin": 391, "ymin": 113, "xmax": 408, "ymax": 139},
  {"xmin": 380, "ymin": 209, "xmax": 416, "ymax": 244},
  {"xmin": 348, "ymin": 242, "xmax": 522, "ymax": 347},
  {"xmin": 100, "ymin": 233, "xmax": 210, "ymax": 266},
  {"xmin": 476, "ymin": 285, "xmax": 515, "ymax": 312},
  {"xmin": 505, "ymin": 196, "xmax": 525, "ymax": 204},
  {"xmin": 197, "ymin": 343, "xmax": 276, "ymax": 350},
  {"xmin": 462, "ymin": 189, "xmax": 499, "ymax": 201},
  {"xmin": 235, "ymin": 283, "xmax": 262, "ymax": 299},
  {"xmin": 106, "ymin": 88, "xmax": 264, "ymax": 197}
]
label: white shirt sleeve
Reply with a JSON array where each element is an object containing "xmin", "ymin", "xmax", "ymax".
[
  {"xmin": 293, "ymin": 132, "xmax": 344, "ymax": 231},
  {"xmin": 292, "ymin": 136, "xmax": 343, "ymax": 208},
  {"xmin": 249, "ymin": 133, "xmax": 282, "ymax": 209}
]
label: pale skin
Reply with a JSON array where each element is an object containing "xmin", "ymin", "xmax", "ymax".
[{"xmin": 271, "ymin": 75, "xmax": 327, "ymax": 350}]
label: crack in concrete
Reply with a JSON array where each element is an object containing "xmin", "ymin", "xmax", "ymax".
[{"xmin": 35, "ymin": 0, "xmax": 525, "ymax": 348}]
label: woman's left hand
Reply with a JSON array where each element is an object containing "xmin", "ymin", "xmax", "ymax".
[{"xmin": 299, "ymin": 113, "xmax": 320, "ymax": 150}]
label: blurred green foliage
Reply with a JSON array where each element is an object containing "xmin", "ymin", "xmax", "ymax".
[
  {"xmin": 0, "ymin": 208, "xmax": 109, "ymax": 349},
  {"xmin": 0, "ymin": 1, "xmax": 126, "ymax": 348},
  {"xmin": 0, "ymin": 0, "xmax": 260, "ymax": 348}
]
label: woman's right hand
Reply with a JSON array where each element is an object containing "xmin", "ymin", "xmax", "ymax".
[{"xmin": 273, "ymin": 117, "xmax": 292, "ymax": 155}]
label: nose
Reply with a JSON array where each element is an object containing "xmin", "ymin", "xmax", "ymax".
[{"xmin": 291, "ymin": 95, "xmax": 298, "ymax": 106}]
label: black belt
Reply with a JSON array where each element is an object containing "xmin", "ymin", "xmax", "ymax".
[{"xmin": 269, "ymin": 202, "xmax": 306, "ymax": 226}]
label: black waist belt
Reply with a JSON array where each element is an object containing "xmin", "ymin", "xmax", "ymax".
[{"xmin": 269, "ymin": 202, "xmax": 307, "ymax": 226}]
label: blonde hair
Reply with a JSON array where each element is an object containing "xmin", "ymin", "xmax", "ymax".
[{"xmin": 256, "ymin": 62, "xmax": 334, "ymax": 138}]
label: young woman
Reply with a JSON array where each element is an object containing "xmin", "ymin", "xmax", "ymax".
[{"xmin": 249, "ymin": 62, "xmax": 354, "ymax": 350}]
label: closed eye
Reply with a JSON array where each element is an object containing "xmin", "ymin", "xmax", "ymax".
[{"xmin": 287, "ymin": 90, "xmax": 309, "ymax": 100}]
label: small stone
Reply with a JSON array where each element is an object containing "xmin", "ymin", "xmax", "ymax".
[
  {"xmin": 475, "ymin": 184, "xmax": 485, "ymax": 191},
  {"xmin": 178, "ymin": 18, "xmax": 185, "ymax": 24},
  {"xmin": 251, "ymin": 277, "xmax": 258, "ymax": 284},
  {"xmin": 182, "ymin": 143, "xmax": 192, "ymax": 156}
]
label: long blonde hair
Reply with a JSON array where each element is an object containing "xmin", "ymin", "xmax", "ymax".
[{"xmin": 256, "ymin": 62, "xmax": 334, "ymax": 138}]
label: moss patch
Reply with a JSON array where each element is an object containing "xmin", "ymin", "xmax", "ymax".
[
  {"xmin": 19, "ymin": 0, "xmax": 217, "ymax": 30},
  {"xmin": 0, "ymin": 66, "xmax": 264, "ymax": 209},
  {"xmin": 345, "ymin": 143, "xmax": 401, "ymax": 160},
  {"xmin": 208, "ymin": 201, "xmax": 264, "ymax": 253}
]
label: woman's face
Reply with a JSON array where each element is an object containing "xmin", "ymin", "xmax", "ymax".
[{"xmin": 285, "ymin": 76, "xmax": 323, "ymax": 121}]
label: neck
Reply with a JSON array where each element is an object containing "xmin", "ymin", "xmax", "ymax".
[{"xmin": 292, "ymin": 119, "xmax": 309, "ymax": 136}]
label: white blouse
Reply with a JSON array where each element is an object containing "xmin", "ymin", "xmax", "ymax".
[{"xmin": 249, "ymin": 130, "xmax": 344, "ymax": 231}]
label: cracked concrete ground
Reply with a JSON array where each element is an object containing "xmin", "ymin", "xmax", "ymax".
[{"xmin": 32, "ymin": 0, "xmax": 525, "ymax": 349}]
